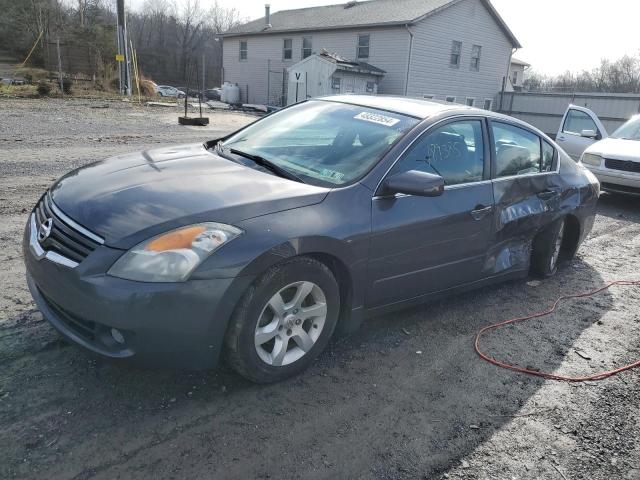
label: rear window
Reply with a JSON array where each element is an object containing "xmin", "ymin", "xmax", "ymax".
[{"xmin": 221, "ymin": 100, "xmax": 420, "ymax": 186}]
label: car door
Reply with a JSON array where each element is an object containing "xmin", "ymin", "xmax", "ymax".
[
  {"xmin": 367, "ymin": 117, "xmax": 495, "ymax": 308},
  {"xmin": 489, "ymin": 119, "xmax": 561, "ymax": 273},
  {"xmin": 557, "ymin": 105, "xmax": 608, "ymax": 160}
]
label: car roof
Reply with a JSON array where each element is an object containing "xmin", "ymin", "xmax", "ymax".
[{"xmin": 319, "ymin": 94, "xmax": 483, "ymax": 119}]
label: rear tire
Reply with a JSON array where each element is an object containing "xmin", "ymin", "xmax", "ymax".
[
  {"xmin": 224, "ymin": 257, "xmax": 340, "ymax": 383},
  {"xmin": 531, "ymin": 217, "xmax": 566, "ymax": 277}
]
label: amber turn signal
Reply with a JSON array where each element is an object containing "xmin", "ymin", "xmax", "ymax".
[{"xmin": 145, "ymin": 226, "xmax": 206, "ymax": 252}]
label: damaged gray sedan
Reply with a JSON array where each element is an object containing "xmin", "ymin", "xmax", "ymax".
[{"xmin": 24, "ymin": 95, "xmax": 599, "ymax": 383}]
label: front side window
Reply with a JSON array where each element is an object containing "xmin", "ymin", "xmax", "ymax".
[
  {"xmin": 239, "ymin": 41, "xmax": 247, "ymax": 61},
  {"xmin": 471, "ymin": 45, "xmax": 481, "ymax": 71},
  {"xmin": 283, "ymin": 38, "xmax": 292, "ymax": 60},
  {"xmin": 357, "ymin": 34, "xmax": 370, "ymax": 59},
  {"xmin": 221, "ymin": 100, "xmax": 420, "ymax": 187},
  {"xmin": 302, "ymin": 36, "xmax": 312, "ymax": 58},
  {"xmin": 332, "ymin": 77, "xmax": 341, "ymax": 90},
  {"xmin": 492, "ymin": 122, "xmax": 542, "ymax": 178},
  {"xmin": 450, "ymin": 40, "xmax": 462, "ymax": 67},
  {"xmin": 563, "ymin": 109, "xmax": 598, "ymax": 135},
  {"xmin": 366, "ymin": 81, "xmax": 375, "ymax": 93},
  {"xmin": 390, "ymin": 120, "xmax": 485, "ymax": 186}
]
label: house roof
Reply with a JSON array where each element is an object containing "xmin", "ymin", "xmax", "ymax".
[
  {"xmin": 316, "ymin": 49, "xmax": 386, "ymax": 76},
  {"xmin": 510, "ymin": 57, "xmax": 530, "ymax": 67},
  {"xmin": 224, "ymin": 0, "xmax": 521, "ymax": 48}
]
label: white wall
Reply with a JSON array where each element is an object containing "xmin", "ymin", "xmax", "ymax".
[
  {"xmin": 405, "ymin": 0, "xmax": 512, "ymax": 106},
  {"xmin": 506, "ymin": 64, "xmax": 526, "ymax": 91},
  {"xmin": 223, "ymin": 26, "xmax": 409, "ymax": 105}
]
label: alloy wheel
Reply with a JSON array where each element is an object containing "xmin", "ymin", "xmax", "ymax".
[
  {"xmin": 550, "ymin": 221, "xmax": 565, "ymax": 271},
  {"xmin": 254, "ymin": 281, "xmax": 327, "ymax": 366}
]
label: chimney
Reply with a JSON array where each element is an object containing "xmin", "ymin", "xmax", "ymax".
[{"xmin": 265, "ymin": 4, "xmax": 271, "ymax": 29}]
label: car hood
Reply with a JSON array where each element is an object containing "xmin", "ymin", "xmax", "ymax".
[
  {"xmin": 585, "ymin": 137, "xmax": 640, "ymax": 161},
  {"xmin": 50, "ymin": 143, "xmax": 330, "ymax": 249}
]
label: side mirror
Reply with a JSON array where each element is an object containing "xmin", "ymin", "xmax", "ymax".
[
  {"xmin": 382, "ymin": 170, "xmax": 445, "ymax": 197},
  {"xmin": 581, "ymin": 129, "xmax": 601, "ymax": 140}
]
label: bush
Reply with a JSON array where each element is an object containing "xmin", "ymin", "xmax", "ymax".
[{"xmin": 36, "ymin": 81, "xmax": 52, "ymax": 96}]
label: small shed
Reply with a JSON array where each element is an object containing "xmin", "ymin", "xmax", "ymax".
[{"xmin": 287, "ymin": 49, "xmax": 385, "ymax": 105}]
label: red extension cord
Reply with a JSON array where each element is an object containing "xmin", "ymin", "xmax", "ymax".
[{"xmin": 475, "ymin": 280, "xmax": 640, "ymax": 382}]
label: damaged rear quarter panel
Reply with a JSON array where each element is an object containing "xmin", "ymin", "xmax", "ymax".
[{"xmin": 486, "ymin": 159, "xmax": 585, "ymax": 275}]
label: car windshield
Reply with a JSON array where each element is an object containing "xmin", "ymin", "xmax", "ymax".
[
  {"xmin": 611, "ymin": 116, "xmax": 640, "ymax": 141},
  {"xmin": 220, "ymin": 100, "xmax": 420, "ymax": 186}
]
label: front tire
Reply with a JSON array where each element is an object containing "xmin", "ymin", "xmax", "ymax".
[
  {"xmin": 224, "ymin": 257, "xmax": 340, "ymax": 383},
  {"xmin": 531, "ymin": 217, "xmax": 566, "ymax": 277}
]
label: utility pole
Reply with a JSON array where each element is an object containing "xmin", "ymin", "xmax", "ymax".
[
  {"xmin": 202, "ymin": 53, "xmax": 206, "ymax": 98},
  {"xmin": 56, "ymin": 38, "xmax": 64, "ymax": 97},
  {"xmin": 116, "ymin": 0, "xmax": 131, "ymax": 96}
]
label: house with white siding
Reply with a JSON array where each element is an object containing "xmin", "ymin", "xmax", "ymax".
[
  {"xmin": 507, "ymin": 57, "xmax": 531, "ymax": 91},
  {"xmin": 221, "ymin": 0, "xmax": 521, "ymax": 108}
]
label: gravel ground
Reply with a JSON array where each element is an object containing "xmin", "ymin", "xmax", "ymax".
[{"xmin": 1, "ymin": 98, "xmax": 640, "ymax": 480}]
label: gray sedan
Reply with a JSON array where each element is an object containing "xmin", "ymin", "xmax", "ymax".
[{"xmin": 23, "ymin": 96, "xmax": 599, "ymax": 382}]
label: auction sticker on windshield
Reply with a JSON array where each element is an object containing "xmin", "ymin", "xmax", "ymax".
[{"xmin": 354, "ymin": 112, "xmax": 401, "ymax": 127}]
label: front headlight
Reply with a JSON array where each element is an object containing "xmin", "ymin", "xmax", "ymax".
[
  {"xmin": 581, "ymin": 153, "xmax": 603, "ymax": 167},
  {"xmin": 108, "ymin": 222, "xmax": 242, "ymax": 282}
]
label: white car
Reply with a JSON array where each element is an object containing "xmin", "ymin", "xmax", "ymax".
[
  {"xmin": 156, "ymin": 85, "xmax": 186, "ymax": 98},
  {"xmin": 579, "ymin": 115, "xmax": 640, "ymax": 196},
  {"xmin": 556, "ymin": 105, "xmax": 608, "ymax": 161}
]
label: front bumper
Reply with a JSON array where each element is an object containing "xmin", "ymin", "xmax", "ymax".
[
  {"xmin": 23, "ymin": 218, "xmax": 254, "ymax": 369},
  {"xmin": 584, "ymin": 165, "xmax": 640, "ymax": 195}
]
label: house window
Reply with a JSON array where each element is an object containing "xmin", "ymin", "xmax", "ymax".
[
  {"xmin": 332, "ymin": 77, "xmax": 341, "ymax": 91},
  {"xmin": 512, "ymin": 70, "xmax": 519, "ymax": 85},
  {"xmin": 357, "ymin": 34, "xmax": 370, "ymax": 59},
  {"xmin": 423, "ymin": 94, "xmax": 434, "ymax": 99},
  {"xmin": 366, "ymin": 81, "xmax": 375, "ymax": 93},
  {"xmin": 239, "ymin": 41, "xmax": 247, "ymax": 61},
  {"xmin": 446, "ymin": 96, "xmax": 456, "ymax": 103},
  {"xmin": 471, "ymin": 45, "xmax": 481, "ymax": 71},
  {"xmin": 483, "ymin": 98, "xmax": 493, "ymax": 110},
  {"xmin": 450, "ymin": 40, "xmax": 461, "ymax": 67},
  {"xmin": 466, "ymin": 97, "xmax": 475, "ymax": 106},
  {"xmin": 283, "ymin": 38, "xmax": 292, "ymax": 60},
  {"xmin": 302, "ymin": 36, "xmax": 312, "ymax": 58}
]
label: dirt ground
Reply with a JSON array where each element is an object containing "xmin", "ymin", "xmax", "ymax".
[{"xmin": 1, "ymin": 98, "xmax": 640, "ymax": 480}]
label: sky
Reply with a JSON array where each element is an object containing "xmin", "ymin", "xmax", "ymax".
[{"xmin": 128, "ymin": 0, "xmax": 640, "ymax": 75}]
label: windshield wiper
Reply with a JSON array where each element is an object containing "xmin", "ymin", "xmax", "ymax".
[{"xmin": 229, "ymin": 148, "xmax": 305, "ymax": 183}]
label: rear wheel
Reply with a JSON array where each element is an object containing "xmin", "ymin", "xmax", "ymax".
[
  {"xmin": 224, "ymin": 257, "xmax": 340, "ymax": 383},
  {"xmin": 531, "ymin": 218, "xmax": 566, "ymax": 277}
]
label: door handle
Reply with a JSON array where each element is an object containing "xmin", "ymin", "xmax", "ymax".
[
  {"xmin": 471, "ymin": 205, "xmax": 493, "ymax": 220},
  {"xmin": 537, "ymin": 189, "xmax": 559, "ymax": 200}
]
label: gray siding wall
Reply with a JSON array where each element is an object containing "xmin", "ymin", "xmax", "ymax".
[
  {"xmin": 406, "ymin": 0, "xmax": 512, "ymax": 106},
  {"xmin": 222, "ymin": 26, "xmax": 409, "ymax": 105}
]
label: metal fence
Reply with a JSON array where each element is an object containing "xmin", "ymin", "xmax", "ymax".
[
  {"xmin": 497, "ymin": 91, "xmax": 640, "ymax": 136},
  {"xmin": 267, "ymin": 65, "xmax": 288, "ymax": 107}
]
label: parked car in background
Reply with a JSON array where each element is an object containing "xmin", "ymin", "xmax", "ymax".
[
  {"xmin": 556, "ymin": 104, "xmax": 608, "ymax": 160},
  {"xmin": 204, "ymin": 88, "xmax": 222, "ymax": 101},
  {"xmin": 156, "ymin": 85, "xmax": 186, "ymax": 98},
  {"xmin": 579, "ymin": 114, "xmax": 640, "ymax": 196},
  {"xmin": 23, "ymin": 96, "xmax": 599, "ymax": 383}
]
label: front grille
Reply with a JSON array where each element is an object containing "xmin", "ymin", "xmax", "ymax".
[
  {"xmin": 605, "ymin": 158, "xmax": 640, "ymax": 174},
  {"xmin": 33, "ymin": 193, "xmax": 100, "ymax": 264}
]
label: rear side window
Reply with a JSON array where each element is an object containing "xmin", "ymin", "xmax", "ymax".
[
  {"xmin": 542, "ymin": 140, "xmax": 555, "ymax": 172},
  {"xmin": 492, "ymin": 122, "xmax": 541, "ymax": 178},
  {"xmin": 390, "ymin": 120, "xmax": 485, "ymax": 186},
  {"xmin": 563, "ymin": 109, "xmax": 597, "ymax": 135}
]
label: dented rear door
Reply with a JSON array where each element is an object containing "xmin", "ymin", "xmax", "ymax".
[{"xmin": 487, "ymin": 120, "xmax": 562, "ymax": 275}]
